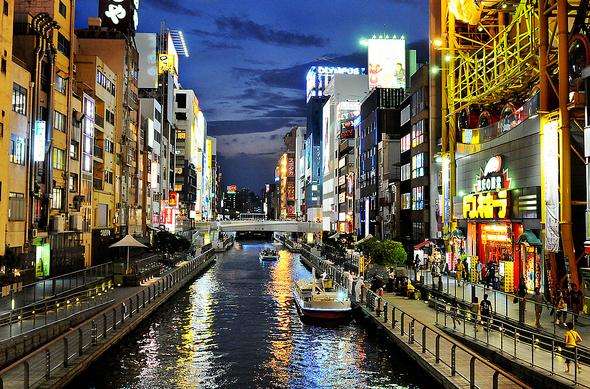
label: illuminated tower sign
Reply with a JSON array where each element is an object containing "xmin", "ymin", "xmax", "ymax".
[
  {"xmin": 99, "ymin": 0, "xmax": 139, "ymax": 34},
  {"xmin": 306, "ymin": 66, "xmax": 366, "ymax": 102}
]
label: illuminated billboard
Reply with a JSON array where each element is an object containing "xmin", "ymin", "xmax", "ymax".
[
  {"xmin": 306, "ymin": 65, "xmax": 366, "ymax": 102},
  {"xmin": 33, "ymin": 120, "xmax": 46, "ymax": 161},
  {"xmin": 99, "ymin": 0, "xmax": 139, "ymax": 34},
  {"xmin": 158, "ymin": 53, "xmax": 178, "ymax": 74},
  {"xmin": 367, "ymin": 37, "xmax": 406, "ymax": 89},
  {"xmin": 227, "ymin": 184, "xmax": 237, "ymax": 194},
  {"xmin": 337, "ymin": 101, "xmax": 360, "ymax": 140}
]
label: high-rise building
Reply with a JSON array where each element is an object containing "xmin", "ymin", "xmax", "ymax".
[
  {"xmin": 294, "ymin": 126, "xmax": 306, "ymax": 219},
  {"xmin": 304, "ymin": 96, "xmax": 329, "ymax": 222}
]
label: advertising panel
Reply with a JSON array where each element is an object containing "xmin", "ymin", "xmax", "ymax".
[
  {"xmin": 33, "ymin": 121, "xmax": 46, "ymax": 162},
  {"xmin": 368, "ymin": 37, "xmax": 406, "ymax": 89},
  {"xmin": 136, "ymin": 33, "xmax": 158, "ymax": 88},
  {"xmin": 99, "ymin": 0, "xmax": 139, "ymax": 33},
  {"xmin": 158, "ymin": 53, "xmax": 178, "ymax": 75},
  {"xmin": 169, "ymin": 191, "xmax": 178, "ymax": 207},
  {"xmin": 35, "ymin": 243, "xmax": 50, "ymax": 278},
  {"xmin": 227, "ymin": 184, "xmax": 237, "ymax": 194},
  {"xmin": 337, "ymin": 101, "xmax": 360, "ymax": 139},
  {"xmin": 542, "ymin": 120, "xmax": 560, "ymax": 252}
]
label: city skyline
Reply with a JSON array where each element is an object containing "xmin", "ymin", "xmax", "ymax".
[{"xmin": 78, "ymin": 0, "xmax": 429, "ymax": 189}]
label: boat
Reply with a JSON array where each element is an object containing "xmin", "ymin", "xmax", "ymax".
[
  {"xmin": 292, "ymin": 268, "xmax": 352, "ymax": 320},
  {"xmin": 259, "ymin": 248, "xmax": 279, "ymax": 261},
  {"xmin": 213, "ymin": 234, "xmax": 234, "ymax": 252}
]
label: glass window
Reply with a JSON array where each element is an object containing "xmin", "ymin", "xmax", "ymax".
[
  {"xmin": 401, "ymin": 134, "xmax": 410, "ymax": 153},
  {"xmin": 70, "ymin": 140, "xmax": 79, "ymax": 159},
  {"xmin": 54, "ymin": 110, "xmax": 66, "ymax": 132},
  {"xmin": 9, "ymin": 135, "xmax": 25, "ymax": 165},
  {"xmin": 51, "ymin": 187, "xmax": 63, "ymax": 210},
  {"xmin": 176, "ymin": 93, "xmax": 187, "ymax": 108},
  {"xmin": 12, "ymin": 83, "xmax": 27, "ymax": 115},
  {"xmin": 52, "ymin": 147, "xmax": 65, "ymax": 170},
  {"xmin": 69, "ymin": 173, "xmax": 78, "ymax": 192},
  {"xmin": 58, "ymin": 1, "xmax": 66, "ymax": 17},
  {"xmin": 8, "ymin": 192, "xmax": 25, "ymax": 220},
  {"xmin": 412, "ymin": 153, "xmax": 425, "ymax": 178},
  {"xmin": 412, "ymin": 120, "xmax": 424, "ymax": 147},
  {"xmin": 401, "ymin": 193, "xmax": 411, "ymax": 210},
  {"xmin": 412, "ymin": 186, "xmax": 424, "ymax": 210},
  {"xmin": 55, "ymin": 74, "xmax": 67, "ymax": 94},
  {"xmin": 57, "ymin": 33, "xmax": 70, "ymax": 57},
  {"xmin": 401, "ymin": 163, "xmax": 411, "ymax": 181}
]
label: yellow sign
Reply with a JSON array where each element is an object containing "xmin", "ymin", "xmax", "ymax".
[
  {"xmin": 158, "ymin": 53, "xmax": 178, "ymax": 74},
  {"xmin": 358, "ymin": 255, "xmax": 365, "ymax": 275},
  {"xmin": 463, "ymin": 190, "xmax": 508, "ymax": 219}
]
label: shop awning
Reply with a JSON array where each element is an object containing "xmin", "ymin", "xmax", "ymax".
[
  {"xmin": 414, "ymin": 239, "xmax": 432, "ymax": 250},
  {"xmin": 517, "ymin": 230, "xmax": 542, "ymax": 247}
]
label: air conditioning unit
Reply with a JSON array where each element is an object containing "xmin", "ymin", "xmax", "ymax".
[
  {"xmin": 70, "ymin": 213, "xmax": 83, "ymax": 231},
  {"xmin": 50, "ymin": 215, "xmax": 66, "ymax": 233}
]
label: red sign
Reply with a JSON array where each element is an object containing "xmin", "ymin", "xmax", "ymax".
[{"xmin": 169, "ymin": 191, "xmax": 178, "ymax": 207}]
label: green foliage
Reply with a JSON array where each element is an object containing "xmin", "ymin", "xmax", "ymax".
[{"xmin": 358, "ymin": 238, "xmax": 407, "ymax": 267}]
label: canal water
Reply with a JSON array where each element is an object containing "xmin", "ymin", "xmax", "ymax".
[{"xmin": 71, "ymin": 241, "xmax": 429, "ymax": 388}]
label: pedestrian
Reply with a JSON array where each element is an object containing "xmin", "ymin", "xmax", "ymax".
[
  {"xmin": 347, "ymin": 271, "xmax": 354, "ymax": 295},
  {"xmin": 343, "ymin": 269, "xmax": 350, "ymax": 290},
  {"xmin": 470, "ymin": 296, "xmax": 480, "ymax": 332},
  {"xmin": 354, "ymin": 275, "xmax": 364, "ymax": 302},
  {"xmin": 387, "ymin": 268, "xmax": 395, "ymax": 293},
  {"xmin": 564, "ymin": 322, "xmax": 583, "ymax": 374},
  {"xmin": 554, "ymin": 289, "xmax": 568, "ymax": 326},
  {"xmin": 480, "ymin": 293, "xmax": 493, "ymax": 329},
  {"xmin": 456, "ymin": 260, "xmax": 464, "ymax": 286},
  {"xmin": 517, "ymin": 276, "xmax": 527, "ymax": 323},
  {"xmin": 476, "ymin": 261, "xmax": 483, "ymax": 284},
  {"xmin": 532, "ymin": 287, "xmax": 547, "ymax": 329},
  {"xmin": 569, "ymin": 283, "xmax": 584, "ymax": 324}
]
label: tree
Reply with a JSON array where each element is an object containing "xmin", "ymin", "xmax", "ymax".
[{"xmin": 358, "ymin": 238, "xmax": 407, "ymax": 268}]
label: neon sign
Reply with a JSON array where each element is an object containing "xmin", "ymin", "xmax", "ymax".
[{"xmin": 463, "ymin": 155, "xmax": 510, "ymax": 220}]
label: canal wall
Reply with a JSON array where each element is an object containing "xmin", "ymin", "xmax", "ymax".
[{"xmin": 0, "ymin": 250, "xmax": 218, "ymax": 389}]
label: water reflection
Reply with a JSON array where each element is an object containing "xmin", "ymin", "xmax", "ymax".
[{"xmin": 70, "ymin": 241, "xmax": 428, "ymax": 389}]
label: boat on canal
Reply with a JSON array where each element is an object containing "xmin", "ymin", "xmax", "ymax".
[
  {"xmin": 292, "ymin": 268, "xmax": 352, "ymax": 320},
  {"xmin": 259, "ymin": 248, "xmax": 279, "ymax": 261}
]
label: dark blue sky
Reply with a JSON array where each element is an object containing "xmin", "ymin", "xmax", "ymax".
[{"xmin": 77, "ymin": 0, "xmax": 429, "ymax": 191}]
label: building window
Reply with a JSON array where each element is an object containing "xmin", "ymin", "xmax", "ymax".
[
  {"xmin": 70, "ymin": 140, "xmax": 79, "ymax": 159},
  {"xmin": 1, "ymin": 58, "xmax": 6, "ymax": 74},
  {"xmin": 52, "ymin": 147, "xmax": 65, "ymax": 170},
  {"xmin": 58, "ymin": 1, "xmax": 67, "ymax": 17},
  {"xmin": 96, "ymin": 71, "xmax": 115, "ymax": 95},
  {"xmin": 3, "ymin": 0, "xmax": 8, "ymax": 16},
  {"xmin": 8, "ymin": 193, "xmax": 25, "ymax": 221},
  {"xmin": 155, "ymin": 108, "xmax": 162, "ymax": 123},
  {"xmin": 57, "ymin": 33, "xmax": 70, "ymax": 57},
  {"xmin": 401, "ymin": 134, "xmax": 410, "ymax": 153},
  {"xmin": 411, "ymin": 153, "xmax": 425, "ymax": 179},
  {"xmin": 69, "ymin": 173, "xmax": 78, "ymax": 192},
  {"xmin": 12, "ymin": 83, "xmax": 27, "ymax": 115},
  {"xmin": 104, "ymin": 138, "xmax": 114, "ymax": 153},
  {"xmin": 54, "ymin": 110, "xmax": 66, "ymax": 132},
  {"xmin": 176, "ymin": 93, "xmax": 186, "ymax": 108},
  {"xmin": 412, "ymin": 186, "xmax": 424, "ymax": 210},
  {"xmin": 401, "ymin": 193, "xmax": 411, "ymax": 210},
  {"xmin": 411, "ymin": 120, "xmax": 424, "ymax": 147},
  {"xmin": 55, "ymin": 74, "xmax": 67, "ymax": 94},
  {"xmin": 9, "ymin": 135, "xmax": 26, "ymax": 165},
  {"xmin": 51, "ymin": 187, "xmax": 63, "ymax": 210},
  {"xmin": 175, "ymin": 112, "xmax": 187, "ymax": 121},
  {"xmin": 412, "ymin": 222, "xmax": 425, "ymax": 242},
  {"xmin": 104, "ymin": 170, "xmax": 113, "ymax": 185},
  {"xmin": 401, "ymin": 163, "xmax": 411, "ymax": 182},
  {"xmin": 105, "ymin": 109, "xmax": 115, "ymax": 125}
]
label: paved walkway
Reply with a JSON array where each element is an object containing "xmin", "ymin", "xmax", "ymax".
[{"xmin": 411, "ymin": 269, "xmax": 590, "ymax": 340}]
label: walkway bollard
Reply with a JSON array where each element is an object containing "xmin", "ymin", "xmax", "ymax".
[
  {"xmin": 401, "ymin": 313, "xmax": 405, "ymax": 336},
  {"xmin": 492, "ymin": 371, "xmax": 499, "ymax": 389},
  {"xmin": 409, "ymin": 319, "xmax": 415, "ymax": 344},
  {"xmin": 113, "ymin": 308, "xmax": 117, "ymax": 331},
  {"xmin": 383, "ymin": 302, "xmax": 388, "ymax": 323},
  {"xmin": 103, "ymin": 313, "xmax": 107, "ymax": 339},
  {"xmin": 91, "ymin": 320, "xmax": 97, "ymax": 345},
  {"xmin": 451, "ymin": 345, "xmax": 456, "ymax": 376},
  {"xmin": 129, "ymin": 298, "xmax": 133, "ymax": 318},
  {"xmin": 422, "ymin": 327, "xmax": 426, "ymax": 353},
  {"xmin": 469, "ymin": 356, "xmax": 476, "ymax": 388},
  {"xmin": 435, "ymin": 335, "xmax": 440, "ymax": 363},
  {"xmin": 23, "ymin": 360, "xmax": 29, "ymax": 388},
  {"xmin": 63, "ymin": 338, "xmax": 68, "ymax": 367},
  {"xmin": 392, "ymin": 307, "xmax": 396, "ymax": 329}
]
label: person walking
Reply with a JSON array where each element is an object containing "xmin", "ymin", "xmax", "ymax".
[
  {"xmin": 564, "ymin": 322, "xmax": 582, "ymax": 374},
  {"xmin": 450, "ymin": 298, "xmax": 461, "ymax": 328},
  {"xmin": 354, "ymin": 275, "xmax": 364, "ymax": 303},
  {"xmin": 476, "ymin": 261, "xmax": 483, "ymax": 284},
  {"xmin": 456, "ymin": 260, "xmax": 464, "ymax": 287},
  {"xmin": 532, "ymin": 287, "xmax": 547, "ymax": 329},
  {"xmin": 554, "ymin": 289, "xmax": 568, "ymax": 326},
  {"xmin": 480, "ymin": 293, "xmax": 493, "ymax": 329},
  {"xmin": 347, "ymin": 271, "xmax": 355, "ymax": 295},
  {"xmin": 569, "ymin": 283, "xmax": 584, "ymax": 324},
  {"xmin": 517, "ymin": 276, "xmax": 527, "ymax": 324}
]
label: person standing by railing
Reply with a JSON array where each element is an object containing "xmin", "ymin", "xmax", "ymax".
[
  {"xmin": 563, "ymin": 322, "xmax": 582, "ymax": 374},
  {"xmin": 532, "ymin": 287, "xmax": 547, "ymax": 329},
  {"xmin": 480, "ymin": 294, "xmax": 492, "ymax": 329},
  {"xmin": 569, "ymin": 283, "xmax": 584, "ymax": 324},
  {"xmin": 517, "ymin": 276, "xmax": 527, "ymax": 324}
]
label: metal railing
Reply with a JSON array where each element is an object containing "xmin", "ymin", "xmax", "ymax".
[
  {"xmin": 435, "ymin": 302, "xmax": 589, "ymax": 388},
  {"xmin": 293, "ymin": 240, "xmax": 528, "ymax": 389},
  {"xmin": 0, "ymin": 281, "xmax": 114, "ymax": 367},
  {"xmin": 0, "ymin": 250, "xmax": 213, "ymax": 389},
  {"xmin": 416, "ymin": 269, "xmax": 590, "ymax": 339},
  {"xmin": 0, "ymin": 263, "xmax": 113, "ymax": 313}
]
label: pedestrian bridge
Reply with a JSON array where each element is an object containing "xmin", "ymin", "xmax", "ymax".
[{"xmin": 194, "ymin": 220, "xmax": 322, "ymax": 233}]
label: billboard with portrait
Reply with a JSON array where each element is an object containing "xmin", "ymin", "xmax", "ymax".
[
  {"xmin": 368, "ymin": 38, "xmax": 406, "ymax": 89},
  {"xmin": 337, "ymin": 101, "xmax": 360, "ymax": 140}
]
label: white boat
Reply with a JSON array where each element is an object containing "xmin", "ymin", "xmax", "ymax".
[
  {"xmin": 259, "ymin": 248, "xmax": 279, "ymax": 261},
  {"xmin": 292, "ymin": 268, "xmax": 352, "ymax": 320}
]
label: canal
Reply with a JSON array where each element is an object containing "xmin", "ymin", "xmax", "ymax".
[{"xmin": 70, "ymin": 241, "xmax": 429, "ymax": 388}]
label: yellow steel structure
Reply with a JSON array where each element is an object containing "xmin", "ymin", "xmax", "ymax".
[{"xmin": 439, "ymin": 0, "xmax": 586, "ymax": 288}]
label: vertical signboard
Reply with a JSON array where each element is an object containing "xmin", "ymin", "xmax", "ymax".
[
  {"xmin": 136, "ymin": 33, "xmax": 158, "ymax": 89},
  {"xmin": 337, "ymin": 101, "xmax": 360, "ymax": 139},
  {"xmin": 35, "ymin": 243, "xmax": 50, "ymax": 278},
  {"xmin": 33, "ymin": 120, "xmax": 46, "ymax": 161},
  {"xmin": 542, "ymin": 120, "xmax": 560, "ymax": 252},
  {"xmin": 367, "ymin": 37, "xmax": 406, "ymax": 89},
  {"xmin": 99, "ymin": 0, "xmax": 139, "ymax": 33}
]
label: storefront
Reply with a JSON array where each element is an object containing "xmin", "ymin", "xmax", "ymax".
[{"xmin": 456, "ymin": 154, "xmax": 543, "ymax": 293}]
